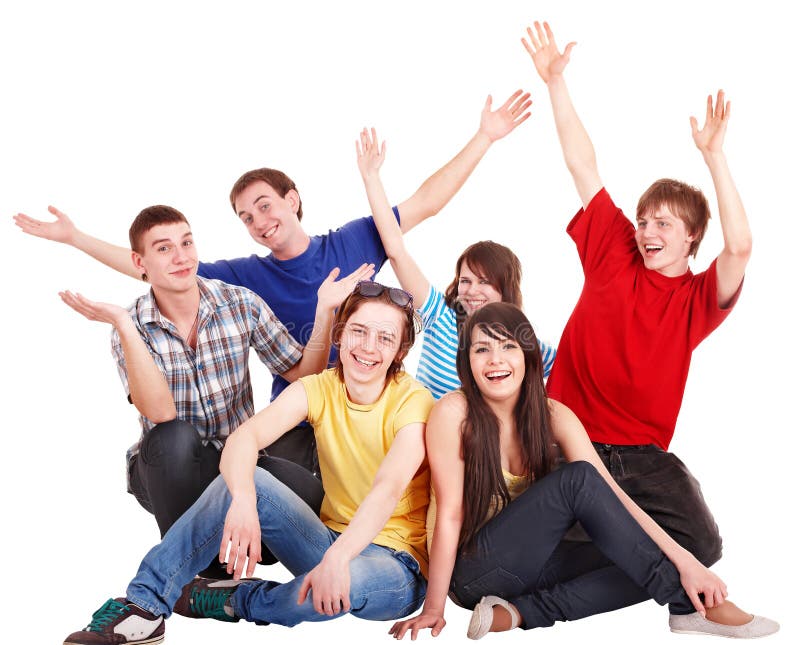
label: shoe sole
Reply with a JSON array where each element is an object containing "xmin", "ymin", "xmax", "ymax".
[
  {"xmin": 670, "ymin": 627, "xmax": 776, "ymax": 639},
  {"xmin": 64, "ymin": 637, "xmax": 164, "ymax": 645}
]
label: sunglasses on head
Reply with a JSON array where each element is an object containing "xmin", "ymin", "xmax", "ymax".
[{"xmin": 354, "ymin": 281, "xmax": 414, "ymax": 310}]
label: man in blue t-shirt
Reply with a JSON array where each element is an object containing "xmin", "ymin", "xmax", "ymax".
[{"xmin": 14, "ymin": 90, "xmax": 532, "ymax": 473}]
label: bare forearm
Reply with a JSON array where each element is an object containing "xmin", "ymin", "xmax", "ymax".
[
  {"xmin": 116, "ymin": 319, "xmax": 176, "ymax": 421},
  {"xmin": 398, "ymin": 130, "xmax": 492, "ymax": 232},
  {"xmin": 220, "ymin": 429, "xmax": 260, "ymax": 499},
  {"xmin": 705, "ymin": 152, "xmax": 751, "ymax": 256},
  {"xmin": 72, "ymin": 230, "xmax": 141, "ymax": 280},
  {"xmin": 547, "ymin": 75, "xmax": 601, "ymax": 206},
  {"xmin": 422, "ymin": 515, "xmax": 461, "ymax": 616}
]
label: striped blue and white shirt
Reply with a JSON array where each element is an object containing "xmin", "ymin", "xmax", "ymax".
[{"xmin": 416, "ymin": 286, "xmax": 556, "ymax": 400}]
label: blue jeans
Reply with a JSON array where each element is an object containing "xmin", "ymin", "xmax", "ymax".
[
  {"xmin": 126, "ymin": 469, "xmax": 426, "ymax": 626},
  {"xmin": 450, "ymin": 461, "xmax": 695, "ymax": 629}
]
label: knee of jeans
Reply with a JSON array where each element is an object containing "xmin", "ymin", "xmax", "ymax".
[
  {"xmin": 140, "ymin": 420, "xmax": 200, "ymax": 466},
  {"xmin": 558, "ymin": 460, "xmax": 600, "ymax": 485},
  {"xmin": 690, "ymin": 529, "xmax": 723, "ymax": 567}
]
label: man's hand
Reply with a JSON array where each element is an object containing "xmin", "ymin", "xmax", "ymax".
[
  {"xmin": 14, "ymin": 205, "xmax": 78, "ymax": 244},
  {"xmin": 219, "ymin": 495, "xmax": 262, "ymax": 579},
  {"xmin": 691, "ymin": 90, "xmax": 730, "ymax": 157},
  {"xmin": 521, "ymin": 21, "xmax": 576, "ymax": 84},
  {"xmin": 479, "ymin": 90, "xmax": 532, "ymax": 142},
  {"xmin": 59, "ymin": 291, "xmax": 130, "ymax": 328},
  {"xmin": 356, "ymin": 127, "xmax": 386, "ymax": 180},
  {"xmin": 297, "ymin": 553, "xmax": 351, "ymax": 616},
  {"xmin": 316, "ymin": 263, "xmax": 375, "ymax": 312}
]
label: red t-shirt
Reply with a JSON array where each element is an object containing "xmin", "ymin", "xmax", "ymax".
[{"xmin": 546, "ymin": 189, "xmax": 741, "ymax": 449}]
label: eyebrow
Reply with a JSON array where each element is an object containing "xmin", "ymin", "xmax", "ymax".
[{"xmin": 150, "ymin": 232, "xmax": 192, "ymax": 247}]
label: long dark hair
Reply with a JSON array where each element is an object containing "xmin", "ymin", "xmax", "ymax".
[
  {"xmin": 456, "ymin": 302, "xmax": 555, "ymax": 551},
  {"xmin": 443, "ymin": 241, "xmax": 523, "ymax": 323}
]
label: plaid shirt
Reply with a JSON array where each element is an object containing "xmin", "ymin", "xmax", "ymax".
[{"xmin": 112, "ymin": 277, "xmax": 303, "ymax": 471}]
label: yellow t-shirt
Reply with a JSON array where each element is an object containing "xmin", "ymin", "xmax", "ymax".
[{"xmin": 301, "ymin": 369, "xmax": 435, "ymax": 577}]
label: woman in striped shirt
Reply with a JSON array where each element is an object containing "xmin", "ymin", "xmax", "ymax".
[{"xmin": 356, "ymin": 123, "xmax": 556, "ymax": 400}]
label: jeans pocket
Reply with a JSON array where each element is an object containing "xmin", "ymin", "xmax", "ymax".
[{"xmin": 458, "ymin": 567, "xmax": 525, "ymax": 607}]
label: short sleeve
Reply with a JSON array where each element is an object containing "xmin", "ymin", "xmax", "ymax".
[
  {"xmin": 418, "ymin": 285, "xmax": 453, "ymax": 332},
  {"xmin": 248, "ymin": 292, "xmax": 303, "ymax": 374},
  {"xmin": 393, "ymin": 386, "xmax": 435, "ymax": 435}
]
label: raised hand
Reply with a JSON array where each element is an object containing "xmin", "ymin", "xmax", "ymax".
[
  {"xmin": 14, "ymin": 205, "xmax": 78, "ymax": 244},
  {"xmin": 388, "ymin": 612, "xmax": 447, "ymax": 640},
  {"xmin": 691, "ymin": 90, "xmax": 731, "ymax": 156},
  {"xmin": 356, "ymin": 127, "xmax": 386, "ymax": 180},
  {"xmin": 219, "ymin": 495, "xmax": 262, "ymax": 579},
  {"xmin": 59, "ymin": 290, "xmax": 130, "ymax": 327},
  {"xmin": 521, "ymin": 21, "xmax": 576, "ymax": 84},
  {"xmin": 317, "ymin": 263, "xmax": 376, "ymax": 312},
  {"xmin": 479, "ymin": 90, "xmax": 532, "ymax": 142}
]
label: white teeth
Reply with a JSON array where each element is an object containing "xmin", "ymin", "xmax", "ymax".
[
  {"xmin": 645, "ymin": 245, "xmax": 663, "ymax": 251},
  {"xmin": 486, "ymin": 370, "xmax": 511, "ymax": 380},
  {"xmin": 262, "ymin": 225, "xmax": 278, "ymax": 239},
  {"xmin": 354, "ymin": 355, "xmax": 377, "ymax": 367}
]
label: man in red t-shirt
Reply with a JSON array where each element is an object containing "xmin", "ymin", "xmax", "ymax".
[{"xmin": 521, "ymin": 22, "xmax": 759, "ymax": 633}]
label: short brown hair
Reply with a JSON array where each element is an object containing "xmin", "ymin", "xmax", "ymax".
[
  {"xmin": 128, "ymin": 205, "xmax": 189, "ymax": 254},
  {"xmin": 636, "ymin": 179, "xmax": 710, "ymax": 258},
  {"xmin": 229, "ymin": 168, "xmax": 303, "ymax": 221},
  {"xmin": 331, "ymin": 284, "xmax": 419, "ymax": 383},
  {"xmin": 444, "ymin": 241, "xmax": 523, "ymax": 320}
]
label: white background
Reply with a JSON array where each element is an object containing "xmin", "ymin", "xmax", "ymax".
[{"xmin": 1, "ymin": 1, "xmax": 797, "ymax": 644}]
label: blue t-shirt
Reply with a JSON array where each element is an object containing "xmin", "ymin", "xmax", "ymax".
[{"xmin": 198, "ymin": 210, "xmax": 398, "ymax": 402}]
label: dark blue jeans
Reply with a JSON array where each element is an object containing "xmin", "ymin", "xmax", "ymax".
[{"xmin": 450, "ymin": 461, "xmax": 695, "ymax": 629}]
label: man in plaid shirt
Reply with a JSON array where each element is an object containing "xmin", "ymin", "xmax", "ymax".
[{"xmin": 60, "ymin": 204, "xmax": 372, "ymax": 576}]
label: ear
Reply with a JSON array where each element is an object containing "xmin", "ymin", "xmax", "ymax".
[
  {"xmin": 285, "ymin": 189, "xmax": 301, "ymax": 215},
  {"xmin": 132, "ymin": 251, "xmax": 147, "ymax": 281}
]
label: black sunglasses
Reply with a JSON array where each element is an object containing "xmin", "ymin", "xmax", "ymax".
[{"xmin": 354, "ymin": 281, "xmax": 414, "ymax": 309}]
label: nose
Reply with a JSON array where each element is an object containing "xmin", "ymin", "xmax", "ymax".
[{"xmin": 361, "ymin": 329, "xmax": 378, "ymax": 351}]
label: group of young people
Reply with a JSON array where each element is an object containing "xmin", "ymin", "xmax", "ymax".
[{"xmin": 16, "ymin": 21, "xmax": 778, "ymax": 645}]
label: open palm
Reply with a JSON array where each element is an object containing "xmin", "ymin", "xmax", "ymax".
[{"xmin": 521, "ymin": 21, "xmax": 575, "ymax": 83}]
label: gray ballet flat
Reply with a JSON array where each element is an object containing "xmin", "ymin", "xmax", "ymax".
[
  {"xmin": 669, "ymin": 612, "xmax": 779, "ymax": 638},
  {"xmin": 466, "ymin": 595, "xmax": 520, "ymax": 640}
]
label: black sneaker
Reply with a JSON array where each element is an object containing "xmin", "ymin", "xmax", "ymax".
[
  {"xmin": 173, "ymin": 577, "xmax": 248, "ymax": 622},
  {"xmin": 64, "ymin": 598, "xmax": 165, "ymax": 645}
]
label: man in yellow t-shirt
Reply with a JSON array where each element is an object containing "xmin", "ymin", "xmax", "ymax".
[{"xmin": 64, "ymin": 282, "xmax": 434, "ymax": 645}]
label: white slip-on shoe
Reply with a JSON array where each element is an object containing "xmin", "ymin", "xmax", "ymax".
[
  {"xmin": 466, "ymin": 595, "xmax": 521, "ymax": 640},
  {"xmin": 669, "ymin": 612, "xmax": 780, "ymax": 638}
]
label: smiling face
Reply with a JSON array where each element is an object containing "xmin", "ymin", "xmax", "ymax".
[
  {"xmin": 635, "ymin": 204, "xmax": 696, "ymax": 277},
  {"xmin": 233, "ymin": 180, "xmax": 307, "ymax": 259},
  {"xmin": 338, "ymin": 300, "xmax": 406, "ymax": 390},
  {"xmin": 468, "ymin": 325, "xmax": 526, "ymax": 405},
  {"xmin": 132, "ymin": 222, "xmax": 198, "ymax": 294},
  {"xmin": 456, "ymin": 262, "xmax": 503, "ymax": 316}
]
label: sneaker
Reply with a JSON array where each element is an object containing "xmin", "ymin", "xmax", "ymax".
[
  {"xmin": 64, "ymin": 597, "xmax": 165, "ymax": 645},
  {"xmin": 173, "ymin": 577, "xmax": 249, "ymax": 622},
  {"xmin": 669, "ymin": 612, "xmax": 780, "ymax": 638}
]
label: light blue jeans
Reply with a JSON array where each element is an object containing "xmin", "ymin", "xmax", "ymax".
[{"xmin": 126, "ymin": 469, "xmax": 426, "ymax": 627}]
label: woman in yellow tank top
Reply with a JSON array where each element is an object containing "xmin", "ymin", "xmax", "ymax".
[{"xmin": 391, "ymin": 302, "xmax": 776, "ymax": 640}]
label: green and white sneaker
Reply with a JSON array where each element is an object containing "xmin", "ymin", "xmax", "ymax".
[
  {"xmin": 173, "ymin": 577, "xmax": 248, "ymax": 622},
  {"xmin": 64, "ymin": 597, "xmax": 165, "ymax": 645}
]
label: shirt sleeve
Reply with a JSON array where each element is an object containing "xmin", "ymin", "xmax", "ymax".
[
  {"xmin": 538, "ymin": 339, "xmax": 557, "ymax": 379},
  {"xmin": 393, "ymin": 385, "xmax": 435, "ymax": 435},
  {"xmin": 418, "ymin": 285, "xmax": 453, "ymax": 332},
  {"xmin": 110, "ymin": 328, "xmax": 131, "ymax": 400},
  {"xmin": 566, "ymin": 188, "xmax": 638, "ymax": 283},
  {"xmin": 332, "ymin": 208, "xmax": 400, "ymax": 268},
  {"xmin": 687, "ymin": 258, "xmax": 744, "ymax": 349},
  {"xmin": 248, "ymin": 292, "xmax": 304, "ymax": 374}
]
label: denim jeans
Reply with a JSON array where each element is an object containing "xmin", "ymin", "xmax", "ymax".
[
  {"xmin": 126, "ymin": 468, "xmax": 426, "ymax": 626},
  {"xmin": 449, "ymin": 461, "xmax": 695, "ymax": 629},
  {"xmin": 129, "ymin": 420, "xmax": 324, "ymax": 569}
]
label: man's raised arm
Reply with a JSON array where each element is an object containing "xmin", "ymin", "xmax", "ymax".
[
  {"xmin": 522, "ymin": 21, "xmax": 602, "ymax": 208},
  {"xmin": 14, "ymin": 206, "xmax": 140, "ymax": 280},
  {"xmin": 396, "ymin": 90, "xmax": 531, "ymax": 232},
  {"xmin": 690, "ymin": 91, "xmax": 752, "ymax": 307}
]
